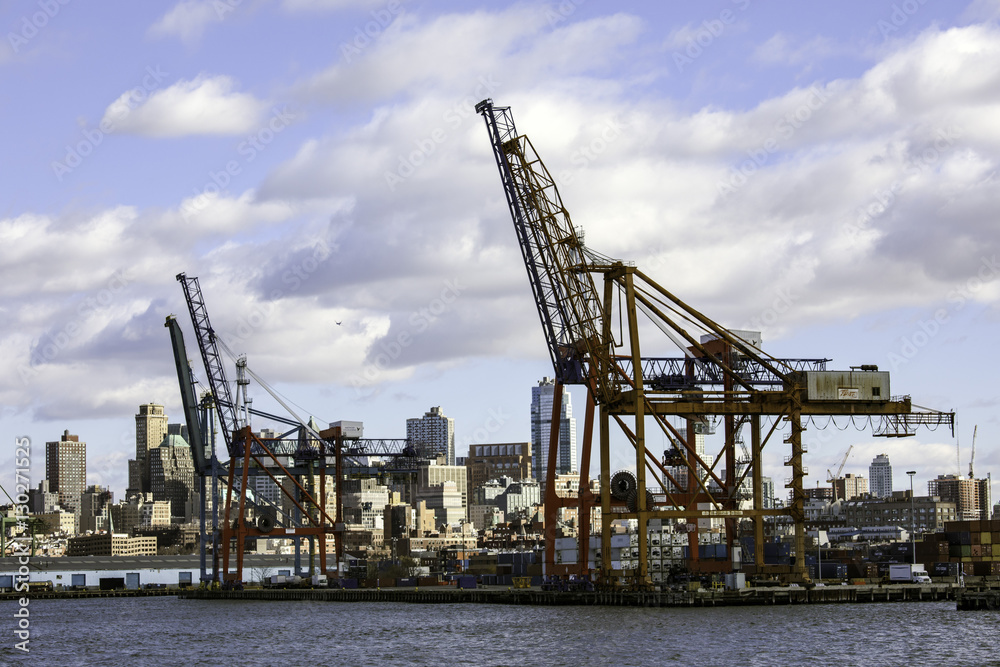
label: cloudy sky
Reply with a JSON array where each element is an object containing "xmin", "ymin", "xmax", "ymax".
[{"xmin": 1, "ymin": 0, "xmax": 998, "ymax": 504}]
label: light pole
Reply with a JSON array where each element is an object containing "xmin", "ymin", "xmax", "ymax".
[{"xmin": 907, "ymin": 471, "xmax": 917, "ymax": 565}]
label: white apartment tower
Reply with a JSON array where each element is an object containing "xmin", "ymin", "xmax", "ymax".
[
  {"xmin": 407, "ymin": 406, "xmax": 455, "ymax": 465},
  {"xmin": 869, "ymin": 453, "xmax": 893, "ymax": 498},
  {"xmin": 530, "ymin": 378, "xmax": 577, "ymax": 482}
]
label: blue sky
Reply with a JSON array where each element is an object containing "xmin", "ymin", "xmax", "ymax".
[{"xmin": 1, "ymin": 0, "xmax": 999, "ymax": 504}]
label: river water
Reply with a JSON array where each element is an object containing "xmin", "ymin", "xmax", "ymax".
[{"xmin": 1, "ymin": 597, "xmax": 994, "ymax": 666}]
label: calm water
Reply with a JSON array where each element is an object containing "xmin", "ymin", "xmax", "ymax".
[{"xmin": 1, "ymin": 597, "xmax": 996, "ymax": 666}]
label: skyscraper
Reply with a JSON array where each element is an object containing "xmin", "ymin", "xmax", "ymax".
[
  {"xmin": 45, "ymin": 430, "xmax": 87, "ymax": 513},
  {"xmin": 869, "ymin": 453, "xmax": 893, "ymax": 498},
  {"xmin": 530, "ymin": 378, "xmax": 577, "ymax": 483},
  {"xmin": 761, "ymin": 477, "xmax": 776, "ymax": 509},
  {"xmin": 407, "ymin": 406, "xmax": 455, "ymax": 465},
  {"xmin": 928, "ymin": 474, "xmax": 991, "ymax": 521},
  {"xmin": 149, "ymin": 432, "xmax": 196, "ymax": 522},
  {"xmin": 135, "ymin": 403, "xmax": 168, "ymax": 493},
  {"xmin": 834, "ymin": 473, "xmax": 868, "ymax": 500}
]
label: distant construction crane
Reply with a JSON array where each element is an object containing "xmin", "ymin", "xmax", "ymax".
[
  {"xmin": 826, "ymin": 445, "xmax": 854, "ymax": 490},
  {"xmin": 969, "ymin": 425, "xmax": 978, "ymax": 479},
  {"xmin": 476, "ymin": 98, "xmax": 955, "ymax": 585}
]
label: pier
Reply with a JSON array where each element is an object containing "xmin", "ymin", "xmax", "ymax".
[
  {"xmin": 178, "ymin": 583, "xmax": 955, "ymax": 607},
  {"xmin": 956, "ymin": 586, "xmax": 1000, "ymax": 610}
]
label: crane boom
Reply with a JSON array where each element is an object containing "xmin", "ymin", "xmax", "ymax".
[
  {"xmin": 970, "ymin": 425, "xmax": 977, "ymax": 478},
  {"xmin": 176, "ymin": 273, "xmax": 242, "ymax": 457},
  {"xmin": 476, "ymin": 99, "xmax": 611, "ymax": 398},
  {"xmin": 165, "ymin": 315, "xmax": 208, "ymax": 473},
  {"xmin": 827, "ymin": 444, "xmax": 853, "ymax": 483}
]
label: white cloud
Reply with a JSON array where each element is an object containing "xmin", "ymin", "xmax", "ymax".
[
  {"xmin": 753, "ymin": 32, "xmax": 845, "ymax": 66},
  {"xmin": 102, "ymin": 74, "xmax": 272, "ymax": 137},
  {"xmin": 247, "ymin": 18, "xmax": 999, "ymax": 372},
  {"xmin": 149, "ymin": 1, "xmax": 226, "ymax": 42},
  {"xmin": 296, "ymin": 7, "xmax": 643, "ymax": 103},
  {"xmin": 960, "ymin": 0, "xmax": 1000, "ymax": 22}
]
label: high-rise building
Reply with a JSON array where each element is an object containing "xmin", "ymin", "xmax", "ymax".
[
  {"xmin": 663, "ymin": 422, "xmax": 714, "ymax": 492},
  {"xmin": 841, "ymin": 492, "xmax": 957, "ymax": 533},
  {"xmin": 761, "ymin": 477, "xmax": 775, "ymax": 509},
  {"xmin": 149, "ymin": 432, "xmax": 196, "ymax": 522},
  {"xmin": 45, "ymin": 430, "xmax": 87, "ymax": 514},
  {"xmin": 251, "ymin": 428, "xmax": 287, "ymax": 509},
  {"xmin": 530, "ymin": 378, "xmax": 577, "ymax": 483},
  {"xmin": 79, "ymin": 485, "xmax": 114, "ymax": 533},
  {"xmin": 407, "ymin": 406, "xmax": 455, "ymax": 465},
  {"xmin": 342, "ymin": 478, "xmax": 390, "ymax": 530},
  {"xmin": 928, "ymin": 474, "xmax": 991, "ymax": 521},
  {"xmin": 834, "ymin": 473, "xmax": 868, "ymax": 501},
  {"xmin": 869, "ymin": 453, "xmax": 893, "ymax": 498},
  {"xmin": 135, "ymin": 404, "xmax": 168, "ymax": 493},
  {"xmin": 464, "ymin": 442, "xmax": 532, "ymax": 495},
  {"xmin": 408, "ymin": 459, "xmax": 469, "ymax": 526}
]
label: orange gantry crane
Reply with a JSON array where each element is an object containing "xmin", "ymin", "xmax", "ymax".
[{"xmin": 475, "ymin": 99, "xmax": 954, "ymax": 585}]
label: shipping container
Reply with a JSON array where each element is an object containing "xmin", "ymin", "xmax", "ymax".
[
  {"xmin": 554, "ymin": 537, "xmax": 577, "ymax": 551},
  {"xmin": 819, "ymin": 563, "xmax": 848, "ymax": 579},
  {"xmin": 972, "ymin": 561, "xmax": 1000, "ymax": 577}
]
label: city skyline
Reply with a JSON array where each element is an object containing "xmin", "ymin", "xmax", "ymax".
[
  {"xmin": 1, "ymin": 2, "xmax": 998, "ymax": 505},
  {"xmin": 27, "ymin": 402, "xmax": 989, "ymax": 505}
]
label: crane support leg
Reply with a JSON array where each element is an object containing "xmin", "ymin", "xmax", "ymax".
[
  {"xmin": 576, "ymin": 389, "xmax": 596, "ymax": 577},
  {"xmin": 543, "ymin": 382, "xmax": 564, "ymax": 575},
  {"xmin": 752, "ymin": 415, "xmax": 764, "ymax": 572}
]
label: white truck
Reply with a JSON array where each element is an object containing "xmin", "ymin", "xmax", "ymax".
[{"xmin": 888, "ymin": 563, "xmax": 931, "ymax": 583}]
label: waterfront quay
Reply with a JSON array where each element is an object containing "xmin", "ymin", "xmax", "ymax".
[
  {"xmin": 179, "ymin": 582, "xmax": 955, "ymax": 607},
  {"xmin": 956, "ymin": 586, "xmax": 1000, "ymax": 610},
  {"xmin": 0, "ymin": 587, "xmax": 176, "ymax": 601}
]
